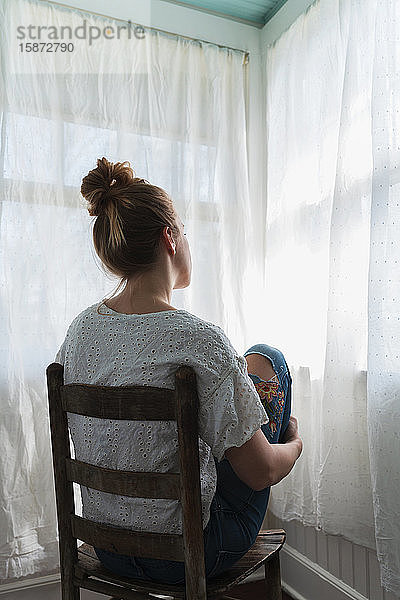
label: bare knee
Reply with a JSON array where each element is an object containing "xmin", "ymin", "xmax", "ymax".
[{"xmin": 245, "ymin": 353, "xmax": 276, "ymax": 381}]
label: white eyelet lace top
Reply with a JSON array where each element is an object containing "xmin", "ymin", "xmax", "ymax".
[{"xmin": 54, "ymin": 301, "xmax": 269, "ymax": 535}]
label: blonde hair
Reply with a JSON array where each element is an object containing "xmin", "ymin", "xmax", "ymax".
[{"xmin": 81, "ymin": 156, "xmax": 179, "ymax": 299}]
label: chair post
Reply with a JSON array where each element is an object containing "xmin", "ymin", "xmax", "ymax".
[
  {"xmin": 175, "ymin": 366, "xmax": 207, "ymax": 600},
  {"xmin": 264, "ymin": 552, "xmax": 282, "ymax": 600},
  {"xmin": 46, "ymin": 363, "xmax": 80, "ymax": 600}
]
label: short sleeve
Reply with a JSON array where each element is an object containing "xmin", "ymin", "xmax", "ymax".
[
  {"xmin": 199, "ymin": 353, "xmax": 269, "ymax": 463},
  {"xmin": 54, "ymin": 340, "xmax": 66, "ymax": 365},
  {"xmin": 54, "ymin": 316, "xmax": 78, "ymax": 365}
]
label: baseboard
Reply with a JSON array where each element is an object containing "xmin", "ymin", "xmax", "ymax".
[
  {"xmin": 279, "ymin": 544, "xmax": 367, "ymax": 600},
  {"xmin": 239, "ymin": 544, "xmax": 369, "ymax": 600},
  {"xmin": 0, "ymin": 573, "xmax": 60, "ymax": 595}
]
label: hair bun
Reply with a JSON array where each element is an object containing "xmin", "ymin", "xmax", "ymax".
[{"xmin": 81, "ymin": 157, "xmax": 134, "ymax": 216}]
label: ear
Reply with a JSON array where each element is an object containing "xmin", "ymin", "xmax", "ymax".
[{"xmin": 162, "ymin": 225, "xmax": 176, "ymax": 255}]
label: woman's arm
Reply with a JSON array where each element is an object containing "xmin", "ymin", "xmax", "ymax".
[{"xmin": 224, "ymin": 418, "xmax": 302, "ymax": 491}]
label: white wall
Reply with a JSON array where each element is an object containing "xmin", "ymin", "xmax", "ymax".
[{"xmin": 261, "ymin": 0, "xmax": 317, "ymax": 47}]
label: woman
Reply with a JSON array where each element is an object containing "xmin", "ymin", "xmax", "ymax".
[{"xmin": 55, "ymin": 157, "xmax": 303, "ymax": 585}]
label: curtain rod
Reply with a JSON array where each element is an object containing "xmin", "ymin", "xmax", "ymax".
[{"xmin": 39, "ymin": 0, "xmax": 250, "ymax": 64}]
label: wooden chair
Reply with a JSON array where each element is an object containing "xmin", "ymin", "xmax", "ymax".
[{"xmin": 46, "ymin": 361, "xmax": 286, "ymax": 600}]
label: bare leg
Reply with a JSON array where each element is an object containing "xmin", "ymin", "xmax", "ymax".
[{"xmin": 245, "ymin": 353, "xmax": 276, "ymax": 382}]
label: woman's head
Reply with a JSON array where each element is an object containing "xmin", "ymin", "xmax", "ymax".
[{"xmin": 80, "ymin": 157, "xmax": 191, "ymax": 298}]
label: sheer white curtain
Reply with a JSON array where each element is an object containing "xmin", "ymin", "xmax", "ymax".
[
  {"xmin": 0, "ymin": 0, "xmax": 253, "ymax": 580},
  {"xmin": 262, "ymin": 0, "xmax": 400, "ymax": 594}
]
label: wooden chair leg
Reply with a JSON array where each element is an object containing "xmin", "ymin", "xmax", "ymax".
[
  {"xmin": 264, "ymin": 553, "xmax": 282, "ymax": 600},
  {"xmin": 61, "ymin": 579, "xmax": 80, "ymax": 600}
]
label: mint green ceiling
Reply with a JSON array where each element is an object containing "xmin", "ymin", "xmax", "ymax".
[{"xmin": 159, "ymin": 0, "xmax": 290, "ymax": 27}]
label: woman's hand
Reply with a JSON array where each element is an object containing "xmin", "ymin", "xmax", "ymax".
[{"xmin": 281, "ymin": 416, "xmax": 303, "ymax": 458}]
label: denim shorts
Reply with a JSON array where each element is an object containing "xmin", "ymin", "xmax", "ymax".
[{"xmin": 94, "ymin": 343, "xmax": 292, "ymax": 585}]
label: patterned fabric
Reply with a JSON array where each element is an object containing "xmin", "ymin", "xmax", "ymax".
[
  {"xmin": 252, "ymin": 375, "xmax": 285, "ymax": 435},
  {"xmin": 54, "ymin": 301, "xmax": 269, "ymax": 535}
]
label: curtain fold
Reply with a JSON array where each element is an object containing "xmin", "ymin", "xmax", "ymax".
[
  {"xmin": 367, "ymin": 0, "xmax": 400, "ymax": 594},
  {"xmin": 0, "ymin": 0, "xmax": 252, "ymax": 580},
  {"xmin": 263, "ymin": 0, "xmax": 400, "ymax": 595}
]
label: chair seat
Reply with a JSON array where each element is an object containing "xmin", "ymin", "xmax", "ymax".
[{"xmin": 74, "ymin": 528, "xmax": 286, "ymax": 599}]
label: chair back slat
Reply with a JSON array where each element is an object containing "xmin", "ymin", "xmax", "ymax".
[
  {"xmin": 66, "ymin": 458, "xmax": 181, "ymax": 499},
  {"xmin": 71, "ymin": 515, "xmax": 184, "ymax": 561},
  {"xmin": 61, "ymin": 384, "xmax": 176, "ymax": 420}
]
